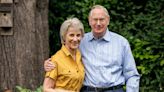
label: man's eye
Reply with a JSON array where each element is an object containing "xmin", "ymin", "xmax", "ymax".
[
  {"xmin": 94, "ymin": 19, "xmax": 98, "ymax": 21},
  {"xmin": 100, "ymin": 19, "xmax": 104, "ymax": 21}
]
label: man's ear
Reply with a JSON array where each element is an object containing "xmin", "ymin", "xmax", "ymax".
[
  {"xmin": 107, "ymin": 16, "xmax": 110, "ymax": 26},
  {"xmin": 88, "ymin": 16, "xmax": 91, "ymax": 26}
]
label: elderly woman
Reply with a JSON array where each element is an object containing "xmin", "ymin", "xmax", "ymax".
[{"xmin": 43, "ymin": 18, "xmax": 85, "ymax": 92}]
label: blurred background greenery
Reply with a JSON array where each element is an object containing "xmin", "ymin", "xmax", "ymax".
[{"xmin": 48, "ymin": 0, "xmax": 164, "ymax": 92}]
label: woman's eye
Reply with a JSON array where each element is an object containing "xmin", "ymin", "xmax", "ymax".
[
  {"xmin": 77, "ymin": 34, "xmax": 81, "ymax": 37},
  {"xmin": 69, "ymin": 34, "xmax": 74, "ymax": 37}
]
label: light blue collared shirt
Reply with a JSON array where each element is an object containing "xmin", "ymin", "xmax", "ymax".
[{"xmin": 79, "ymin": 29, "xmax": 140, "ymax": 92}]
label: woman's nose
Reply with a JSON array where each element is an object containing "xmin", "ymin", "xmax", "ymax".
[{"xmin": 73, "ymin": 36, "xmax": 78, "ymax": 41}]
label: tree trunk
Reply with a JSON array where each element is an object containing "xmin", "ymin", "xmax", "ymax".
[{"xmin": 0, "ymin": 0, "xmax": 49, "ymax": 91}]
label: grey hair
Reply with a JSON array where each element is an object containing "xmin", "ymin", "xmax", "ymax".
[
  {"xmin": 60, "ymin": 17, "xmax": 85, "ymax": 44},
  {"xmin": 89, "ymin": 5, "xmax": 110, "ymax": 17}
]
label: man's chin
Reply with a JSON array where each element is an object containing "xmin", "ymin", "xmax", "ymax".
[{"xmin": 94, "ymin": 30, "xmax": 103, "ymax": 33}]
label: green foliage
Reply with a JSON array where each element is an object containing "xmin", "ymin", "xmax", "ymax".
[
  {"xmin": 49, "ymin": 0, "xmax": 164, "ymax": 91},
  {"xmin": 16, "ymin": 86, "xmax": 42, "ymax": 92}
]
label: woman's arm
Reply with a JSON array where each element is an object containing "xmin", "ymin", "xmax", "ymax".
[
  {"xmin": 43, "ymin": 77, "xmax": 56, "ymax": 92},
  {"xmin": 43, "ymin": 78, "xmax": 76, "ymax": 92}
]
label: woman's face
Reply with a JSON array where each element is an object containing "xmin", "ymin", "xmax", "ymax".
[{"xmin": 65, "ymin": 27, "xmax": 82, "ymax": 51}]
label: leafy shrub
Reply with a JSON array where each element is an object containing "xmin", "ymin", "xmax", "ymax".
[{"xmin": 16, "ymin": 86, "xmax": 42, "ymax": 92}]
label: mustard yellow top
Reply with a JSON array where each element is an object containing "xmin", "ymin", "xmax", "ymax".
[{"xmin": 45, "ymin": 45, "xmax": 85, "ymax": 91}]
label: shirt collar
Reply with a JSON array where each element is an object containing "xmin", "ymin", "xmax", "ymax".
[
  {"xmin": 61, "ymin": 45, "xmax": 71, "ymax": 56},
  {"xmin": 61, "ymin": 45, "xmax": 80, "ymax": 57},
  {"xmin": 88, "ymin": 29, "xmax": 111, "ymax": 42}
]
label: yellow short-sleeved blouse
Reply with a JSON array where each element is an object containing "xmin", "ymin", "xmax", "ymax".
[{"xmin": 45, "ymin": 45, "xmax": 85, "ymax": 91}]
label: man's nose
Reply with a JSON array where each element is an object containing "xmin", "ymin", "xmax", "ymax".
[{"xmin": 96, "ymin": 20, "xmax": 100, "ymax": 25}]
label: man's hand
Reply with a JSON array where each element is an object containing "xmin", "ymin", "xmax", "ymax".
[{"xmin": 44, "ymin": 58, "xmax": 55, "ymax": 72}]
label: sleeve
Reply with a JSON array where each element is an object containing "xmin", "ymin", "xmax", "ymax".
[
  {"xmin": 45, "ymin": 57, "xmax": 58, "ymax": 80},
  {"xmin": 123, "ymin": 41, "xmax": 140, "ymax": 92}
]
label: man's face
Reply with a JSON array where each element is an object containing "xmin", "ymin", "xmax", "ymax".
[{"xmin": 89, "ymin": 8, "xmax": 110, "ymax": 38}]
